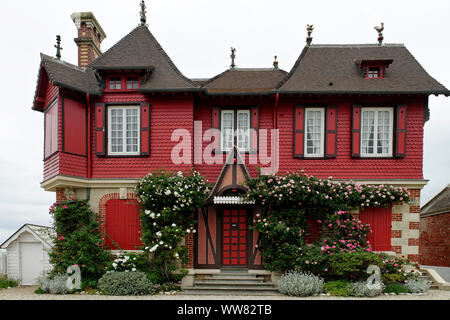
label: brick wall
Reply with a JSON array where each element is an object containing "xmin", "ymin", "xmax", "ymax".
[
  {"xmin": 391, "ymin": 189, "xmax": 421, "ymax": 263},
  {"xmin": 419, "ymin": 212, "xmax": 450, "ymax": 267}
]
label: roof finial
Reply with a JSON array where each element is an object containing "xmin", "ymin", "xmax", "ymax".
[
  {"xmin": 306, "ymin": 24, "xmax": 314, "ymax": 46},
  {"xmin": 273, "ymin": 56, "xmax": 279, "ymax": 69},
  {"xmin": 55, "ymin": 35, "xmax": 63, "ymax": 60},
  {"xmin": 374, "ymin": 22, "xmax": 384, "ymax": 46},
  {"xmin": 230, "ymin": 47, "xmax": 236, "ymax": 69},
  {"xmin": 140, "ymin": 0, "xmax": 147, "ymax": 26}
]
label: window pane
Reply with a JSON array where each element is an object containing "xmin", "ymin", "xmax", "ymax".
[
  {"xmin": 109, "ymin": 78, "xmax": 122, "ymax": 90},
  {"xmin": 361, "ymin": 109, "xmax": 392, "ymax": 156},
  {"xmin": 305, "ymin": 110, "xmax": 323, "ymax": 156},
  {"xmin": 111, "ymin": 109, "xmax": 123, "ymax": 152},
  {"xmin": 126, "ymin": 108, "xmax": 139, "ymax": 153},
  {"xmin": 221, "ymin": 112, "xmax": 234, "ymax": 150},
  {"xmin": 237, "ymin": 111, "xmax": 249, "ymax": 150}
]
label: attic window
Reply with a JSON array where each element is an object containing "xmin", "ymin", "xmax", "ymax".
[
  {"xmin": 127, "ymin": 78, "xmax": 140, "ymax": 89},
  {"xmin": 367, "ymin": 67, "xmax": 382, "ymax": 79},
  {"xmin": 357, "ymin": 59, "xmax": 393, "ymax": 80},
  {"xmin": 109, "ymin": 78, "xmax": 122, "ymax": 90}
]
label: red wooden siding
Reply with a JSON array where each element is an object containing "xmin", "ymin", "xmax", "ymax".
[
  {"xmin": 105, "ymin": 199, "xmax": 143, "ymax": 250},
  {"xmin": 44, "ymin": 101, "xmax": 58, "ymax": 158},
  {"xmin": 360, "ymin": 206, "xmax": 392, "ymax": 252},
  {"xmin": 95, "ymin": 103, "xmax": 106, "ymax": 156},
  {"xmin": 63, "ymin": 98, "xmax": 86, "ymax": 156}
]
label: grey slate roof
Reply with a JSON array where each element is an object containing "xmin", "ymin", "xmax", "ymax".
[
  {"xmin": 421, "ymin": 185, "xmax": 450, "ymax": 215},
  {"xmin": 90, "ymin": 25, "xmax": 199, "ymax": 92},
  {"xmin": 277, "ymin": 44, "xmax": 450, "ymax": 95},
  {"xmin": 202, "ymin": 68, "xmax": 287, "ymax": 94},
  {"xmin": 40, "ymin": 54, "xmax": 101, "ymax": 95}
]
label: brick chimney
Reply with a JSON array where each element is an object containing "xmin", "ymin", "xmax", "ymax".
[{"xmin": 71, "ymin": 12, "xmax": 107, "ymax": 68}]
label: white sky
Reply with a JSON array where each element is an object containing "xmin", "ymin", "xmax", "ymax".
[{"xmin": 0, "ymin": 0, "xmax": 449, "ymax": 244}]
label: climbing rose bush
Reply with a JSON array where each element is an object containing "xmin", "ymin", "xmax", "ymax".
[
  {"xmin": 135, "ymin": 170, "xmax": 208, "ymax": 282},
  {"xmin": 320, "ymin": 211, "xmax": 372, "ymax": 255},
  {"xmin": 246, "ymin": 171, "xmax": 410, "ymax": 212},
  {"xmin": 48, "ymin": 198, "xmax": 111, "ymax": 284},
  {"xmin": 245, "ymin": 171, "xmax": 410, "ymax": 273}
]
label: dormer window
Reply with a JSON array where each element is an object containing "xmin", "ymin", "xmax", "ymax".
[
  {"xmin": 127, "ymin": 78, "xmax": 140, "ymax": 89},
  {"xmin": 356, "ymin": 59, "xmax": 393, "ymax": 80},
  {"xmin": 367, "ymin": 66, "xmax": 382, "ymax": 79},
  {"xmin": 109, "ymin": 78, "xmax": 122, "ymax": 90}
]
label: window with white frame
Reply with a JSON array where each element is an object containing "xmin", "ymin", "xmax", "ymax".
[
  {"xmin": 108, "ymin": 106, "xmax": 140, "ymax": 155},
  {"xmin": 220, "ymin": 109, "xmax": 250, "ymax": 152},
  {"xmin": 304, "ymin": 108, "xmax": 325, "ymax": 157},
  {"xmin": 361, "ymin": 107, "xmax": 393, "ymax": 157}
]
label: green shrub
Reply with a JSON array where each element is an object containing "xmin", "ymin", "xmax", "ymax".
[
  {"xmin": 351, "ymin": 281, "xmax": 385, "ymax": 297},
  {"xmin": 295, "ymin": 245, "xmax": 329, "ymax": 277},
  {"xmin": 382, "ymin": 273, "xmax": 406, "ymax": 284},
  {"xmin": 0, "ymin": 275, "xmax": 19, "ymax": 289},
  {"xmin": 98, "ymin": 271, "xmax": 156, "ymax": 296},
  {"xmin": 327, "ymin": 250, "xmax": 382, "ymax": 281},
  {"xmin": 324, "ymin": 280, "xmax": 353, "ymax": 297},
  {"xmin": 405, "ymin": 279, "xmax": 431, "ymax": 293},
  {"xmin": 384, "ymin": 283, "xmax": 408, "ymax": 294},
  {"xmin": 278, "ymin": 271, "xmax": 324, "ymax": 297}
]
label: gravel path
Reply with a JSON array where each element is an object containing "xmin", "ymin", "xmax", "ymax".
[{"xmin": 1, "ymin": 286, "xmax": 449, "ymax": 300}]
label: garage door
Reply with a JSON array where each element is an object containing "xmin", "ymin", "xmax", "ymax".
[
  {"xmin": 21, "ymin": 242, "xmax": 43, "ymax": 285},
  {"xmin": 360, "ymin": 206, "xmax": 392, "ymax": 252}
]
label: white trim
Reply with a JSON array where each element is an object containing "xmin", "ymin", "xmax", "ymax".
[
  {"xmin": 304, "ymin": 108, "xmax": 325, "ymax": 158},
  {"xmin": 360, "ymin": 107, "xmax": 394, "ymax": 157},
  {"xmin": 108, "ymin": 106, "xmax": 140, "ymax": 156},
  {"xmin": 214, "ymin": 196, "xmax": 255, "ymax": 204}
]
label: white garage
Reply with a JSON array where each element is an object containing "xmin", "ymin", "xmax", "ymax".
[{"xmin": 0, "ymin": 224, "xmax": 54, "ymax": 285}]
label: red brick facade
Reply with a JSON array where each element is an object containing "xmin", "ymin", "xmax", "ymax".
[{"xmin": 420, "ymin": 212, "xmax": 450, "ymax": 266}]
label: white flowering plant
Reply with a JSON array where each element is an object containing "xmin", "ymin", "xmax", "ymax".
[
  {"xmin": 105, "ymin": 253, "xmax": 148, "ymax": 273},
  {"xmin": 135, "ymin": 170, "xmax": 208, "ymax": 282}
]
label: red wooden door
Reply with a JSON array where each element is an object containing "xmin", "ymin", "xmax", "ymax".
[
  {"xmin": 360, "ymin": 206, "xmax": 392, "ymax": 252},
  {"xmin": 222, "ymin": 209, "xmax": 247, "ymax": 266},
  {"xmin": 105, "ymin": 199, "xmax": 143, "ymax": 250}
]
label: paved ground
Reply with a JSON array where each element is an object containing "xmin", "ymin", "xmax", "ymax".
[
  {"xmin": 0, "ymin": 286, "xmax": 449, "ymax": 300},
  {"xmin": 422, "ymin": 266, "xmax": 450, "ymax": 282}
]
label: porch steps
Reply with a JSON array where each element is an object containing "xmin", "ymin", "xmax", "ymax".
[
  {"xmin": 418, "ymin": 269, "xmax": 439, "ymax": 290},
  {"xmin": 183, "ymin": 270, "xmax": 280, "ymax": 296}
]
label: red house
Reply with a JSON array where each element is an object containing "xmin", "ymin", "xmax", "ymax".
[{"xmin": 32, "ymin": 7, "xmax": 449, "ymax": 283}]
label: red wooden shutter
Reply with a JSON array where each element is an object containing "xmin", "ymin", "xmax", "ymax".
[
  {"xmin": 140, "ymin": 103, "xmax": 150, "ymax": 156},
  {"xmin": 250, "ymin": 106, "xmax": 259, "ymax": 153},
  {"xmin": 95, "ymin": 103, "xmax": 106, "ymax": 156},
  {"xmin": 211, "ymin": 106, "xmax": 220, "ymax": 152},
  {"xmin": 352, "ymin": 105, "xmax": 361, "ymax": 158},
  {"xmin": 325, "ymin": 106, "xmax": 337, "ymax": 158},
  {"xmin": 294, "ymin": 106, "xmax": 305, "ymax": 158},
  {"xmin": 360, "ymin": 206, "xmax": 392, "ymax": 252},
  {"xmin": 395, "ymin": 104, "xmax": 407, "ymax": 158}
]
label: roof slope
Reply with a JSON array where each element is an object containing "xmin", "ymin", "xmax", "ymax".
[
  {"xmin": 203, "ymin": 68, "xmax": 287, "ymax": 94},
  {"xmin": 90, "ymin": 25, "xmax": 198, "ymax": 92},
  {"xmin": 40, "ymin": 54, "xmax": 101, "ymax": 95},
  {"xmin": 1, "ymin": 224, "xmax": 54, "ymax": 249},
  {"xmin": 421, "ymin": 185, "xmax": 450, "ymax": 215},
  {"xmin": 277, "ymin": 44, "xmax": 450, "ymax": 95}
]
